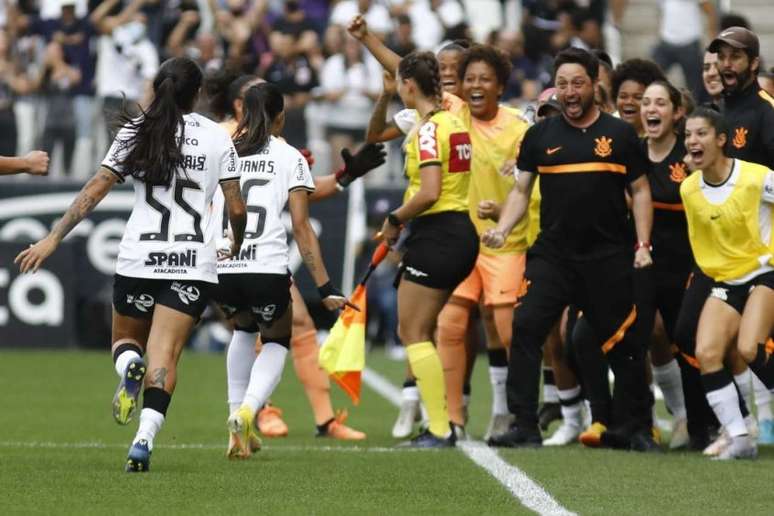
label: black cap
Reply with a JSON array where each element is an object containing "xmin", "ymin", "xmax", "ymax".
[{"xmin": 708, "ymin": 26, "xmax": 759, "ymax": 57}]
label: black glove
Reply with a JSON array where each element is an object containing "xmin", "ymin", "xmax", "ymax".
[
  {"xmin": 317, "ymin": 281, "xmax": 346, "ymax": 302},
  {"xmin": 336, "ymin": 142, "xmax": 387, "ymax": 187}
]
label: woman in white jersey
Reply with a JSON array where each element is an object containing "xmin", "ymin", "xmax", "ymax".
[
  {"xmin": 213, "ymin": 82, "xmax": 351, "ymax": 458},
  {"xmin": 15, "ymin": 57, "xmax": 248, "ymax": 472}
]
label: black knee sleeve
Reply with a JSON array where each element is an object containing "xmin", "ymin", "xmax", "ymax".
[
  {"xmin": 271, "ymin": 335, "xmax": 291, "ymax": 349},
  {"xmin": 113, "ymin": 342, "xmax": 143, "ymax": 364}
]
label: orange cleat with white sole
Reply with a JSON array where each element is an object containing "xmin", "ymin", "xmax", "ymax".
[
  {"xmin": 317, "ymin": 410, "xmax": 366, "ymax": 440},
  {"xmin": 257, "ymin": 404, "xmax": 289, "ymax": 437}
]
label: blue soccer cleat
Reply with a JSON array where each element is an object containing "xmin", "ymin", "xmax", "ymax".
[
  {"xmin": 113, "ymin": 357, "xmax": 146, "ymax": 425},
  {"xmin": 758, "ymin": 419, "xmax": 774, "ymax": 445},
  {"xmin": 125, "ymin": 439, "xmax": 151, "ymax": 472}
]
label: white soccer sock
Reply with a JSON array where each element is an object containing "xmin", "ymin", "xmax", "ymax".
[
  {"xmin": 653, "ymin": 359, "xmax": 687, "ymax": 420},
  {"xmin": 403, "ymin": 385, "xmax": 420, "ymax": 402},
  {"xmin": 706, "ymin": 383, "xmax": 748, "ymax": 437},
  {"xmin": 489, "ymin": 366, "xmax": 509, "ymax": 415},
  {"xmin": 134, "ymin": 408, "xmax": 165, "ymax": 450},
  {"xmin": 241, "ymin": 343, "xmax": 288, "ymax": 414},
  {"xmin": 558, "ymin": 386, "xmax": 582, "ymax": 427},
  {"xmin": 734, "ymin": 368, "xmax": 754, "ymax": 416},
  {"xmin": 226, "ymin": 330, "xmax": 258, "ymax": 413},
  {"xmin": 752, "ymin": 372, "xmax": 774, "ymax": 421},
  {"xmin": 542, "ymin": 367, "xmax": 559, "ymax": 403},
  {"xmin": 114, "ymin": 349, "xmax": 141, "ymax": 378}
]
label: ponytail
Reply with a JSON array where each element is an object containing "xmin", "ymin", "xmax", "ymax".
[
  {"xmin": 115, "ymin": 57, "xmax": 202, "ymax": 187},
  {"xmin": 233, "ymin": 82, "xmax": 285, "ymax": 156}
]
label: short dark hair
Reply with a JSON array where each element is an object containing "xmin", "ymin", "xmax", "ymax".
[
  {"xmin": 553, "ymin": 47, "xmax": 599, "ymax": 82},
  {"xmin": 720, "ymin": 13, "xmax": 751, "ymax": 31},
  {"xmin": 459, "ymin": 44, "xmax": 512, "ymax": 87},
  {"xmin": 591, "ymin": 49, "xmax": 613, "ymax": 71},
  {"xmin": 611, "ymin": 58, "xmax": 666, "ymax": 99}
]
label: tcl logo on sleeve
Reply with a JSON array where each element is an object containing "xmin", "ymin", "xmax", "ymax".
[
  {"xmin": 418, "ymin": 122, "xmax": 439, "ymax": 160},
  {"xmin": 448, "ymin": 132, "xmax": 472, "ymax": 173}
]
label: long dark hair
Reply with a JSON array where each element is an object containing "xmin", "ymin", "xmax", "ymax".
[
  {"xmin": 204, "ymin": 69, "xmax": 259, "ymax": 120},
  {"xmin": 115, "ymin": 57, "xmax": 202, "ymax": 187},
  {"xmin": 232, "ymin": 82, "xmax": 284, "ymax": 156},
  {"xmin": 686, "ymin": 106, "xmax": 729, "ymax": 153},
  {"xmin": 398, "ymin": 51, "xmax": 442, "ymax": 105}
]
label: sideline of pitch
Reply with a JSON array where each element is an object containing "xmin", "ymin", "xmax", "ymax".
[
  {"xmin": 0, "ymin": 441, "xmax": 431, "ymax": 453},
  {"xmin": 361, "ymin": 367, "xmax": 577, "ymax": 516}
]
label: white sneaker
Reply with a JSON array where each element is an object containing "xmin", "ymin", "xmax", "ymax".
[
  {"xmin": 712, "ymin": 434, "xmax": 757, "ymax": 460},
  {"xmin": 669, "ymin": 418, "xmax": 690, "ymax": 450},
  {"xmin": 703, "ymin": 429, "xmax": 730, "ymax": 456},
  {"xmin": 392, "ymin": 399, "xmax": 420, "ymax": 438},
  {"xmin": 543, "ymin": 422, "xmax": 581, "ymax": 446},
  {"xmin": 483, "ymin": 413, "xmax": 515, "ymax": 441}
]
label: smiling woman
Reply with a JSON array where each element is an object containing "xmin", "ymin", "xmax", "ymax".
[{"xmin": 611, "ymin": 58, "xmax": 666, "ymax": 136}]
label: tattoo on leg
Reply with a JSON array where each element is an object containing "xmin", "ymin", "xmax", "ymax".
[{"xmin": 151, "ymin": 368, "xmax": 168, "ymax": 389}]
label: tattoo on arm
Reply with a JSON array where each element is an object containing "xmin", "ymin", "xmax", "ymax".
[
  {"xmin": 51, "ymin": 170, "xmax": 115, "ymax": 242},
  {"xmin": 301, "ymin": 249, "xmax": 317, "ymax": 275},
  {"xmin": 150, "ymin": 367, "xmax": 168, "ymax": 389}
]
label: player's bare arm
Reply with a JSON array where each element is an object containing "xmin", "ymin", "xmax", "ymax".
[{"xmin": 482, "ymin": 171, "xmax": 536, "ymax": 248}]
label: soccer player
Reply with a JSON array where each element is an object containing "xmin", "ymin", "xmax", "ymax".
[
  {"xmin": 639, "ymin": 80, "xmax": 695, "ymax": 449},
  {"xmin": 216, "ymin": 82, "xmax": 351, "ymax": 458},
  {"xmin": 378, "ymin": 51, "xmax": 478, "ymax": 447},
  {"xmin": 0, "ymin": 151, "xmax": 49, "ymax": 175},
  {"xmin": 679, "ymin": 107, "xmax": 774, "ymax": 460},
  {"xmin": 16, "ymin": 57, "xmax": 248, "ymax": 471},
  {"xmin": 483, "ymin": 47, "xmax": 657, "ymax": 451},
  {"xmin": 611, "ymin": 58, "xmax": 666, "ymax": 135},
  {"xmin": 206, "ymin": 70, "xmax": 378, "ymax": 442}
]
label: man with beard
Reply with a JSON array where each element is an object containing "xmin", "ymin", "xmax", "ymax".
[
  {"xmin": 482, "ymin": 47, "xmax": 658, "ymax": 451},
  {"xmin": 708, "ymin": 26, "xmax": 774, "ymax": 168}
]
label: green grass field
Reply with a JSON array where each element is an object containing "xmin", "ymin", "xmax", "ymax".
[{"xmin": 2, "ymin": 348, "xmax": 774, "ymax": 515}]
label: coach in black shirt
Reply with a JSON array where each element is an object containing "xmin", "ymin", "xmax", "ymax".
[
  {"xmin": 483, "ymin": 48, "xmax": 657, "ymax": 451},
  {"xmin": 709, "ymin": 26, "xmax": 774, "ymax": 168}
]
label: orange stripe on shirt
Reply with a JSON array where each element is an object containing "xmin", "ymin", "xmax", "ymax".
[
  {"xmin": 653, "ymin": 201, "xmax": 684, "ymax": 212},
  {"xmin": 601, "ymin": 306, "xmax": 637, "ymax": 354},
  {"xmin": 537, "ymin": 162, "xmax": 627, "ymax": 174}
]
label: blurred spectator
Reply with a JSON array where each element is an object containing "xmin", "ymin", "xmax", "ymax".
[
  {"xmin": 720, "ymin": 12, "xmax": 751, "ymax": 31},
  {"xmin": 208, "ymin": 0, "xmax": 268, "ymax": 70},
  {"xmin": 386, "ymin": 14, "xmax": 415, "ymax": 57},
  {"xmin": 0, "ymin": 28, "xmax": 32, "ymax": 155},
  {"xmin": 20, "ymin": 0, "xmax": 96, "ymax": 155},
  {"xmin": 271, "ymin": 0, "xmax": 322, "ymax": 69},
  {"xmin": 319, "ymin": 34, "xmax": 380, "ymax": 172},
  {"xmin": 759, "ymin": 67, "xmax": 774, "ymax": 98},
  {"xmin": 91, "ymin": 0, "xmax": 159, "ymax": 137},
  {"xmin": 164, "ymin": 3, "xmax": 223, "ymax": 73},
  {"xmin": 652, "ymin": 0, "xmax": 717, "ymax": 101},
  {"xmin": 34, "ymin": 41, "xmax": 79, "ymax": 175},
  {"xmin": 330, "ymin": 0, "xmax": 392, "ymax": 39},
  {"xmin": 388, "ymin": 0, "xmax": 444, "ymax": 51},
  {"xmin": 261, "ymin": 29, "xmax": 317, "ymax": 148},
  {"xmin": 568, "ymin": 8, "xmax": 602, "ymax": 51},
  {"xmin": 492, "ymin": 29, "xmax": 545, "ymax": 103}
]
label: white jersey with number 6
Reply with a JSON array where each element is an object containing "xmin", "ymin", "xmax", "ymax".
[
  {"xmin": 217, "ymin": 135, "xmax": 315, "ymax": 275},
  {"xmin": 102, "ymin": 112, "xmax": 240, "ymax": 283}
]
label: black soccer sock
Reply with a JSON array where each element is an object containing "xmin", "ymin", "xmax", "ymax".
[
  {"xmin": 143, "ymin": 387, "xmax": 171, "ymax": 416},
  {"xmin": 487, "ymin": 348, "xmax": 508, "ymax": 368}
]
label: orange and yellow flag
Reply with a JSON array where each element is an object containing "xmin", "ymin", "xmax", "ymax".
[{"xmin": 318, "ymin": 284, "xmax": 367, "ymax": 405}]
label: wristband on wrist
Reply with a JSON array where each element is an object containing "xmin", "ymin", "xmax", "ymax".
[
  {"xmin": 634, "ymin": 241, "xmax": 652, "ymax": 252},
  {"xmin": 317, "ymin": 281, "xmax": 340, "ymax": 299},
  {"xmin": 387, "ymin": 212, "xmax": 401, "ymax": 227}
]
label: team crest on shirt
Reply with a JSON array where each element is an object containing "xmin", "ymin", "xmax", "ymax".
[
  {"xmin": 669, "ymin": 162, "xmax": 687, "ymax": 183},
  {"xmin": 593, "ymin": 136, "xmax": 613, "ymax": 158},
  {"xmin": 732, "ymin": 127, "xmax": 748, "ymax": 149}
]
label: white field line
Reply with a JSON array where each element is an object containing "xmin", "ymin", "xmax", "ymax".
[
  {"xmin": 0, "ymin": 441, "xmax": 426, "ymax": 453},
  {"xmin": 362, "ymin": 367, "xmax": 577, "ymax": 516}
]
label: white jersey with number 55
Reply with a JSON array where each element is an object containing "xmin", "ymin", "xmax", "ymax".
[
  {"xmin": 217, "ymin": 136, "xmax": 315, "ymax": 275},
  {"xmin": 102, "ymin": 112, "xmax": 240, "ymax": 283}
]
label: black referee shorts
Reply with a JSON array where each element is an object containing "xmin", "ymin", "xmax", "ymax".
[{"xmin": 398, "ymin": 211, "xmax": 478, "ymax": 290}]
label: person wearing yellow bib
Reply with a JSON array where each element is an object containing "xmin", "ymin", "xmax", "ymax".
[
  {"xmin": 377, "ymin": 51, "xmax": 478, "ymax": 448},
  {"xmin": 679, "ymin": 107, "xmax": 774, "ymax": 460}
]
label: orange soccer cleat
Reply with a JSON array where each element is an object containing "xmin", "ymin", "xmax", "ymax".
[
  {"xmin": 317, "ymin": 409, "xmax": 366, "ymax": 440},
  {"xmin": 257, "ymin": 404, "xmax": 289, "ymax": 437}
]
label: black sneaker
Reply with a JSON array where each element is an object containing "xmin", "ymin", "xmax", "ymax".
[
  {"xmin": 538, "ymin": 402, "xmax": 562, "ymax": 431},
  {"xmin": 487, "ymin": 426, "xmax": 542, "ymax": 448},
  {"xmin": 397, "ymin": 429, "xmax": 456, "ymax": 449},
  {"xmin": 629, "ymin": 430, "xmax": 663, "ymax": 453}
]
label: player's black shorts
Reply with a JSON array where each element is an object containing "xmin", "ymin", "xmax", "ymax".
[
  {"xmin": 709, "ymin": 270, "xmax": 774, "ymax": 314},
  {"xmin": 212, "ymin": 272, "xmax": 292, "ymax": 326},
  {"xmin": 113, "ymin": 274, "xmax": 214, "ymax": 319},
  {"xmin": 399, "ymin": 211, "xmax": 478, "ymax": 290}
]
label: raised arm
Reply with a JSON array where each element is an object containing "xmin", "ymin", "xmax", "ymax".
[
  {"xmin": 367, "ymin": 71, "xmax": 403, "ymax": 143},
  {"xmin": 15, "ymin": 167, "xmax": 119, "ymax": 272},
  {"xmin": 91, "ymin": 0, "xmax": 147, "ymax": 35},
  {"xmin": 348, "ymin": 15, "xmax": 400, "ymax": 74},
  {"xmin": 165, "ymin": 10, "xmax": 200, "ymax": 58}
]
